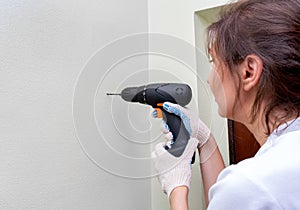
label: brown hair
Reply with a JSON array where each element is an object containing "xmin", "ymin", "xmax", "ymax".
[{"xmin": 207, "ymin": 0, "xmax": 300, "ymax": 134}]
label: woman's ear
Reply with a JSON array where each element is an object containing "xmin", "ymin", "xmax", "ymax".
[{"xmin": 240, "ymin": 54, "xmax": 263, "ymax": 91}]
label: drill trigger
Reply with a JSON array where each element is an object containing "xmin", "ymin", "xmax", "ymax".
[{"xmin": 154, "ymin": 108, "xmax": 163, "ymax": 118}]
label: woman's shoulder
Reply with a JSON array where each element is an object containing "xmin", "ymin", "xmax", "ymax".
[
  {"xmin": 208, "ymin": 163, "xmax": 282, "ymax": 210},
  {"xmin": 208, "ymin": 130, "xmax": 300, "ymax": 209}
]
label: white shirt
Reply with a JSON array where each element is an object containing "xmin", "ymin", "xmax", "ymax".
[{"xmin": 208, "ymin": 118, "xmax": 300, "ymax": 210}]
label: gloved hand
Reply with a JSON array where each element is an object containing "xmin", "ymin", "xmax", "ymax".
[
  {"xmin": 160, "ymin": 102, "xmax": 211, "ymax": 147},
  {"xmin": 152, "ymin": 138, "xmax": 199, "ymax": 197}
]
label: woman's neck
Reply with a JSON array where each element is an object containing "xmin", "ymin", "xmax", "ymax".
[
  {"xmin": 243, "ymin": 117, "xmax": 268, "ymax": 146},
  {"xmin": 241, "ymin": 108, "xmax": 299, "ymax": 146}
]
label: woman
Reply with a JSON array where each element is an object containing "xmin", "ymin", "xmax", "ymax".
[{"xmin": 153, "ymin": 0, "xmax": 300, "ymax": 209}]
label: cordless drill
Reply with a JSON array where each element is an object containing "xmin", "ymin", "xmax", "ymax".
[{"xmin": 107, "ymin": 83, "xmax": 195, "ymax": 163}]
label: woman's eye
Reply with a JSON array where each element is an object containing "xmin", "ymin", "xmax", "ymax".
[{"xmin": 209, "ymin": 59, "xmax": 214, "ymax": 63}]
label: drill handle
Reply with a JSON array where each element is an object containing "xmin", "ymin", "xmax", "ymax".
[{"xmin": 162, "ymin": 109, "xmax": 195, "ymax": 164}]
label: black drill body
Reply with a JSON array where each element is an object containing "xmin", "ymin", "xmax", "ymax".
[
  {"xmin": 121, "ymin": 83, "xmax": 192, "ymax": 108},
  {"xmin": 118, "ymin": 83, "xmax": 195, "ymax": 163}
]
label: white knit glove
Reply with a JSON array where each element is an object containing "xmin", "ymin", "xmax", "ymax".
[
  {"xmin": 163, "ymin": 102, "xmax": 211, "ymax": 147},
  {"xmin": 152, "ymin": 138, "xmax": 199, "ymax": 197}
]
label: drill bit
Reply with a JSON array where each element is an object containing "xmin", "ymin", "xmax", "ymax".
[{"xmin": 106, "ymin": 93, "xmax": 121, "ymax": 96}]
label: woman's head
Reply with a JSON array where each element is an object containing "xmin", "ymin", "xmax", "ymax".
[{"xmin": 207, "ymin": 0, "xmax": 300, "ymax": 134}]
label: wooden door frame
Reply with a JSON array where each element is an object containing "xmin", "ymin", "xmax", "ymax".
[{"xmin": 227, "ymin": 119, "xmax": 260, "ymax": 164}]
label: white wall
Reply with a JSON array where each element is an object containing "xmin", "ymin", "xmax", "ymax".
[
  {"xmin": 1, "ymin": 0, "xmax": 230, "ymax": 209},
  {"xmin": 194, "ymin": 6, "xmax": 229, "ymax": 163},
  {"xmin": 0, "ymin": 0, "xmax": 152, "ymax": 209}
]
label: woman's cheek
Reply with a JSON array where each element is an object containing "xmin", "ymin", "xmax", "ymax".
[{"xmin": 208, "ymin": 69, "xmax": 227, "ymax": 116}]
